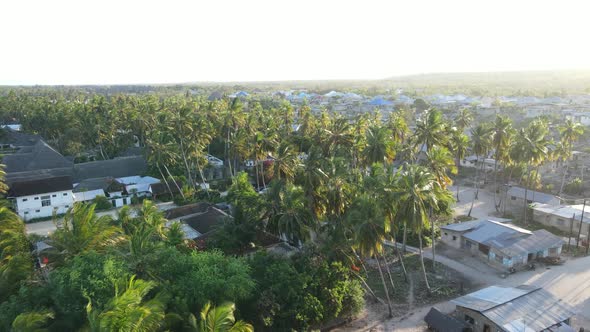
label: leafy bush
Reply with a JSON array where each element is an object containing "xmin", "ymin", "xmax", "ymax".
[
  {"xmin": 92, "ymin": 195, "xmax": 112, "ymax": 211},
  {"xmin": 565, "ymin": 178, "xmax": 583, "ymax": 195},
  {"xmin": 242, "ymin": 250, "xmax": 364, "ymax": 331}
]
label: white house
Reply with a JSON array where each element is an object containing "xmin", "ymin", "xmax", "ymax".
[
  {"xmin": 9, "ymin": 176, "xmax": 73, "ymax": 220},
  {"xmin": 116, "ymin": 175, "xmax": 160, "ymax": 197}
]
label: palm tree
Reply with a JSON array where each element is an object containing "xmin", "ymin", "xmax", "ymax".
[
  {"xmin": 491, "ymin": 115, "xmax": 514, "ymax": 211},
  {"xmin": 393, "ymin": 165, "xmax": 442, "ymax": 293},
  {"xmin": 513, "ymin": 120, "xmax": 550, "ymax": 223},
  {"xmin": 49, "ymin": 203, "xmax": 122, "ymax": 263},
  {"xmin": 86, "ymin": 276, "xmax": 168, "ymax": 332},
  {"xmin": 424, "ymin": 146, "xmax": 457, "ymax": 189},
  {"xmin": 347, "ymin": 194, "xmax": 394, "ymax": 318},
  {"xmin": 271, "ymin": 143, "xmax": 301, "ymax": 183},
  {"xmin": 362, "ymin": 126, "xmax": 396, "ymax": 167},
  {"xmin": 468, "ymin": 124, "xmax": 492, "ymax": 216},
  {"xmin": 267, "ymin": 184, "xmax": 314, "ymax": 244},
  {"xmin": 450, "ymin": 130, "xmax": 469, "ymax": 201},
  {"xmin": 454, "ymin": 109, "xmax": 473, "ymax": 132},
  {"xmin": 413, "ymin": 109, "xmax": 447, "ymax": 153},
  {"xmin": 387, "ymin": 112, "xmax": 409, "ymax": 144},
  {"xmin": 12, "ymin": 310, "xmax": 54, "ymax": 332},
  {"xmin": 189, "ymin": 302, "xmax": 253, "ymax": 332},
  {"xmin": 558, "ymin": 119, "xmax": 585, "ymax": 195}
]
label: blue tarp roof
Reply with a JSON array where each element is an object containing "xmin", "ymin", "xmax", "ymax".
[{"xmin": 368, "ymin": 98, "xmax": 393, "ymax": 106}]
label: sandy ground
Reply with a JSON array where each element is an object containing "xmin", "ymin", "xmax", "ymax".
[
  {"xmin": 25, "ymin": 201, "xmax": 177, "ymax": 236},
  {"xmin": 336, "ymin": 186, "xmax": 590, "ymax": 331}
]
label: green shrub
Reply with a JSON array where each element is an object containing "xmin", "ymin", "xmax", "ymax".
[{"xmin": 92, "ymin": 195, "xmax": 112, "ymax": 210}]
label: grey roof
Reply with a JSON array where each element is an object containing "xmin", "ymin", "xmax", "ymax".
[
  {"xmin": 507, "ymin": 186, "xmax": 559, "ymax": 204},
  {"xmin": 73, "ymin": 156, "xmax": 147, "ymax": 182},
  {"xmin": 500, "ymin": 229, "xmax": 564, "ymax": 257},
  {"xmin": 462, "ymin": 220, "xmax": 531, "ymax": 244},
  {"xmin": 73, "ymin": 177, "xmax": 124, "ymax": 193},
  {"xmin": 424, "ymin": 307, "xmax": 470, "ymax": 332},
  {"xmin": 485, "ymin": 286, "xmax": 575, "ymax": 332},
  {"xmin": 0, "ymin": 128, "xmax": 41, "ymax": 147},
  {"xmin": 8, "ymin": 176, "xmax": 72, "ymax": 197},
  {"xmin": 3, "ymin": 140, "xmax": 73, "ymax": 174},
  {"xmin": 452, "ymin": 285, "xmax": 575, "ymax": 331},
  {"xmin": 441, "ymin": 219, "xmax": 483, "ymax": 232}
]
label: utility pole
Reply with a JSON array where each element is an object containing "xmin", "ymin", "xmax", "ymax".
[
  {"xmin": 568, "ymin": 213, "xmax": 575, "ymax": 251},
  {"xmin": 577, "ymin": 199, "xmax": 586, "ymax": 250}
]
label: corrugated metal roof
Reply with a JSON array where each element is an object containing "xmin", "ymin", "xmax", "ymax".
[
  {"xmin": 484, "ymin": 287, "xmax": 576, "ymax": 332},
  {"xmin": 507, "ymin": 187, "xmax": 559, "ymax": 204},
  {"xmin": 441, "ymin": 219, "xmax": 482, "ymax": 232},
  {"xmin": 463, "ymin": 220, "xmax": 530, "ymax": 244},
  {"xmin": 532, "ymin": 203, "xmax": 590, "ymax": 224},
  {"xmin": 451, "ymin": 285, "xmax": 532, "ymax": 311},
  {"xmin": 499, "ymin": 229, "xmax": 564, "ymax": 257},
  {"xmin": 453, "ymin": 285, "xmax": 575, "ymax": 331}
]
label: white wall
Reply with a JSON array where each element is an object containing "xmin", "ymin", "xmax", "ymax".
[{"xmin": 16, "ymin": 190, "xmax": 74, "ymax": 220}]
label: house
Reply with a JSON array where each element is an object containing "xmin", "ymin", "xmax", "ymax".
[
  {"xmin": 506, "ymin": 186, "xmax": 561, "ymax": 209},
  {"xmin": 440, "ymin": 220, "xmax": 563, "ymax": 269},
  {"xmin": 3, "ymin": 140, "xmax": 73, "ymax": 183},
  {"xmin": 164, "ymin": 202, "xmax": 229, "ymax": 239},
  {"xmin": 8, "ymin": 176, "xmax": 73, "ymax": 220},
  {"xmin": 149, "ymin": 181, "xmax": 182, "ymax": 199},
  {"xmin": 73, "ymin": 177, "xmax": 125, "ymax": 203},
  {"xmin": 531, "ymin": 203, "xmax": 590, "ymax": 236},
  {"xmin": 424, "ymin": 307, "xmax": 471, "ymax": 332},
  {"xmin": 451, "ymin": 285, "xmax": 575, "ymax": 332},
  {"xmin": 0, "ymin": 127, "xmax": 40, "ymax": 150},
  {"xmin": 116, "ymin": 175, "xmax": 160, "ymax": 197}
]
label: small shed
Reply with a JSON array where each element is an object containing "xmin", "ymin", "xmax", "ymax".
[{"xmin": 424, "ymin": 307, "xmax": 471, "ymax": 332}]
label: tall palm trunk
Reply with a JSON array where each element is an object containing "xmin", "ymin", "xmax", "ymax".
[
  {"xmin": 195, "ymin": 157, "xmax": 210, "ymax": 198},
  {"xmin": 402, "ymin": 222, "xmax": 407, "ymax": 253},
  {"xmin": 260, "ymin": 161, "xmax": 267, "ymax": 189},
  {"xmin": 163, "ymin": 164, "xmax": 185, "ymax": 199},
  {"xmin": 456, "ymin": 155, "xmax": 461, "ymax": 202},
  {"xmin": 493, "ymin": 157, "xmax": 500, "ymax": 212},
  {"xmin": 376, "ymin": 256, "xmax": 393, "ymax": 318},
  {"xmin": 418, "ymin": 227, "xmax": 431, "ymax": 293},
  {"xmin": 380, "ymin": 253, "xmax": 396, "ymax": 294},
  {"xmin": 523, "ymin": 165, "xmax": 532, "ymax": 224},
  {"xmin": 156, "ymin": 162, "xmax": 173, "ymax": 197},
  {"xmin": 559, "ymin": 161, "xmax": 568, "ymax": 195},
  {"xmin": 430, "ymin": 208, "xmax": 436, "ymax": 271},
  {"xmin": 397, "ymin": 247, "xmax": 408, "ymax": 282}
]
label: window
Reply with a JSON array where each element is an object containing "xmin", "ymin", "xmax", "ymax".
[
  {"xmin": 464, "ymin": 314, "xmax": 475, "ymax": 324},
  {"xmin": 444, "ymin": 232, "xmax": 448, "ymax": 236},
  {"xmin": 65, "ymin": 205, "xmax": 69, "ymax": 208},
  {"xmin": 557, "ymin": 219, "xmax": 565, "ymax": 225},
  {"xmin": 63, "ymin": 193, "xmax": 68, "ymax": 196},
  {"xmin": 453, "ymin": 235, "xmax": 457, "ymax": 241},
  {"xmin": 22, "ymin": 198, "xmax": 28, "ymax": 202},
  {"xmin": 41, "ymin": 195, "xmax": 51, "ymax": 207},
  {"xmin": 495, "ymin": 254, "xmax": 503, "ymax": 263},
  {"xmin": 34, "ymin": 197, "xmax": 39, "ymax": 200},
  {"xmin": 52, "ymin": 194, "xmax": 56, "ymax": 197},
  {"xmin": 511, "ymin": 196, "xmax": 517, "ymax": 200},
  {"xmin": 35, "ymin": 210, "xmax": 40, "ymax": 213},
  {"xmin": 24, "ymin": 212, "xmax": 29, "ymax": 215}
]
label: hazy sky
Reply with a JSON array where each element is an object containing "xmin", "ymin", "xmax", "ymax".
[{"xmin": 2, "ymin": 0, "xmax": 590, "ymax": 85}]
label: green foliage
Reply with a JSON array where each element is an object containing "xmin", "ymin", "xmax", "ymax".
[
  {"xmin": 565, "ymin": 178, "xmax": 584, "ymax": 195},
  {"xmin": 242, "ymin": 250, "xmax": 363, "ymax": 331},
  {"xmin": 92, "ymin": 195, "xmax": 113, "ymax": 211},
  {"xmin": 12, "ymin": 309, "xmax": 54, "ymax": 332},
  {"xmin": 145, "ymin": 248, "xmax": 255, "ymax": 314},
  {"xmin": 48, "ymin": 251, "xmax": 130, "ymax": 330}
]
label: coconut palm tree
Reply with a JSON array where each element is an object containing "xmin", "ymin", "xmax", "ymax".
[
  {"xmin": 362, "ymin": 126, "xmax": 396, "ymax": 167},
  {"xmin": 271, "ymin": 143, "xmax": 301, "ymax": 183},
  {"xmin": 413, "ymin": 109, "xmax": 447, "ymax": 153},
  {"xmin": 267, "ymin": 183, "xmax": 314, "ymax": 244},
  {"xmin": 49, "ymin": 203, "xmax": 122, "ymax": 263},
  {"xmin": 450, "ymin": 129, "xmax": 469, "ymax": 201},
  {"xmin": 558, "ymin": 119, "xmax": 585, "ymax": 195},
  {"xmin": 491, "ymin": 115, "xmax": 514, "ymax": 211},
  {"xmin": 189, "ymin": 302, "xmax": 253, "ymax": 332},
  {"xmin": 86, "ymin": 276, "xmax": 168, "ymax": 332},
  {"xmin": 387, "ymin": 111, "xmax": 410, "ymax": 144},
  {"xmin": 454, "ymin": 108, "xmax": 473, "ymax": 132},
  {"xmin": 12, "ymin": 310, "xmax": 54, "ymax": 332},
  {"xmin": 392, "ymin": 165, "xmax": 442, "ymax": 293},
  {"xmin": 424, "ymin": 146, "xmax": 457, "ymax": 189},
  {"xmin": 513, "ymin": 120, "xmax": 550, "ymax": 223},
  {"xmin": 347, "ymin": 194, "xmax": 394, "ymax": 318},
  {"xmin": 468, "ymin": 124, "xmax": 492, "ymax": 216}
]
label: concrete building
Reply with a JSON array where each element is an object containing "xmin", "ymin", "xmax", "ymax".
[
  {"xmin": 531, "ymin": 203, "xmax": 590, "ymax": 236},
  {"xmin": 8, "ymin": 176, "xmax": 74, "ymax": 220},
  {"xmin": 451, "ymin": 285, "xmax": 575, "ymax": 332},
  {"xmin": 506, "ymin": 186, "xmax": 561, "ymax": 210},
  {"xmin": 440, "ymin": 220, "xmax": 563, "ymax": 269}
]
